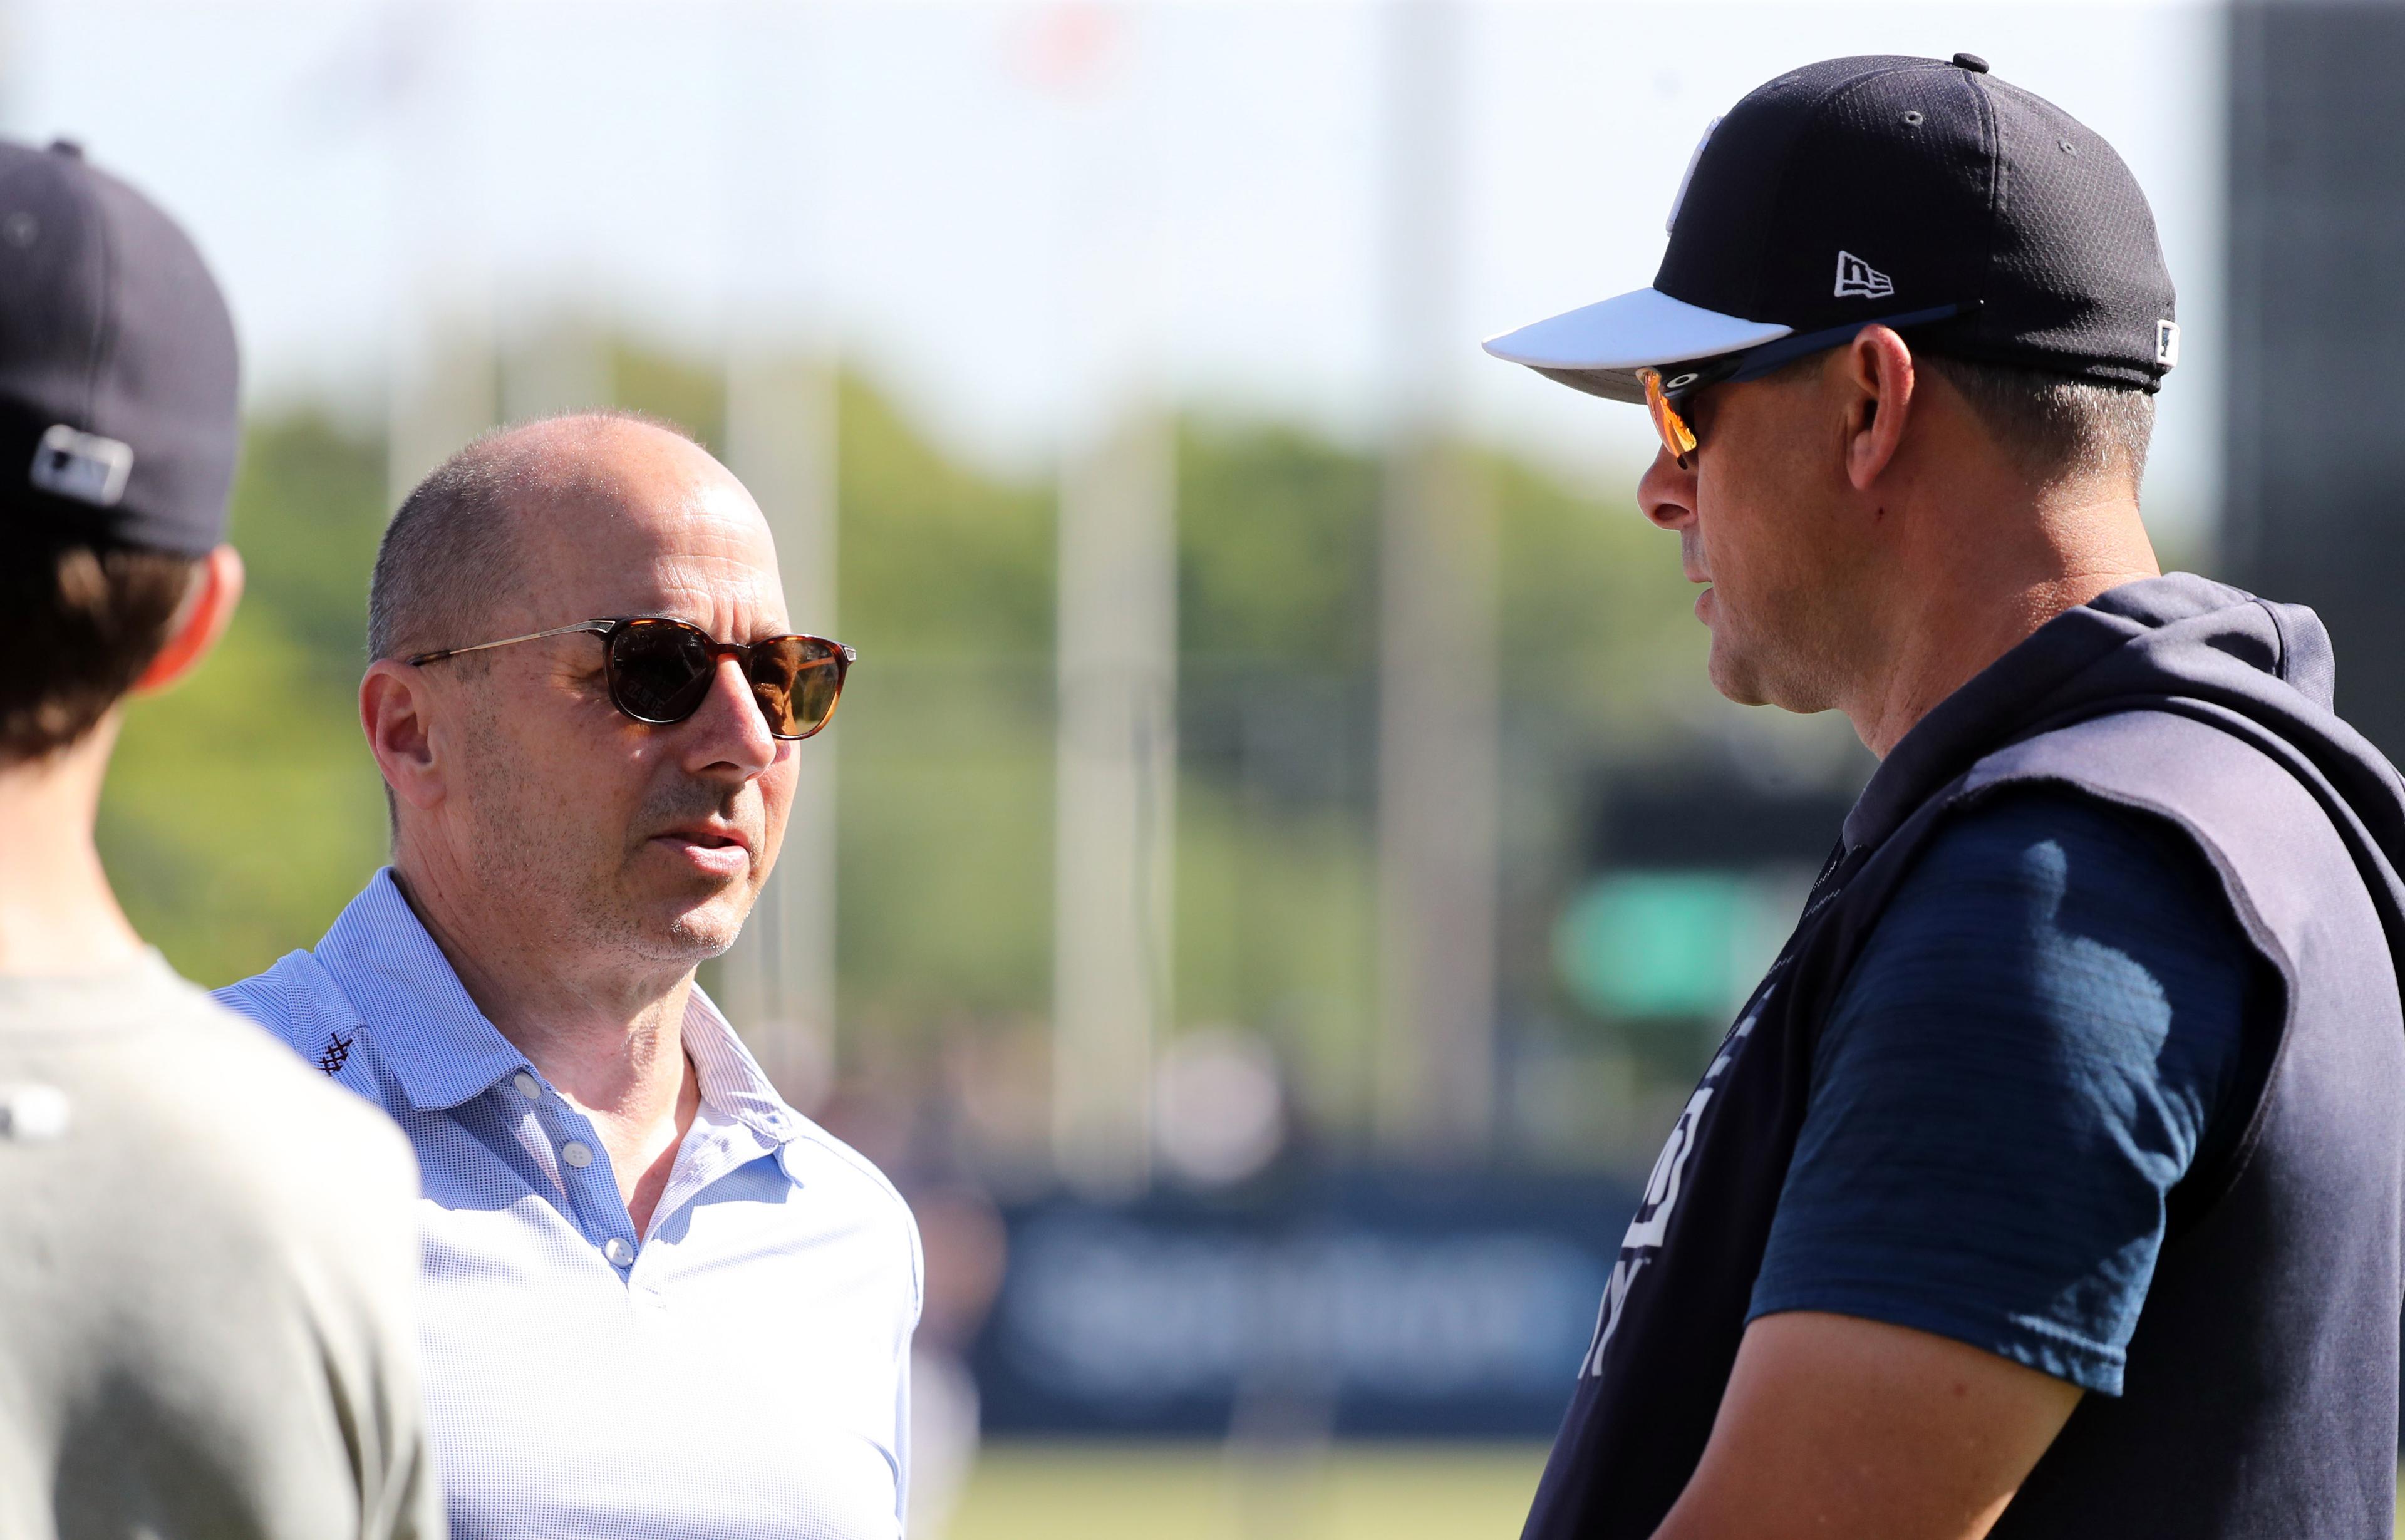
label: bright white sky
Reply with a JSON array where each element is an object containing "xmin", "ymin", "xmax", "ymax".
[{"xmin": 0, "ymin": 0, "xmax": 2227, "ymax": 539}]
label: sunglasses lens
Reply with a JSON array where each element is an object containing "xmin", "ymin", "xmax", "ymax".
[
  {"xmin": 750, "ymin": 637, "xmax": 846, "ymax": 740},
  {"xmin": 1640, "ymin": 368, "xmax": 1699, "ymax": 465},
  {"xmin": 609, "ymin": 621, "xmax": 715, "ymax": 723}
]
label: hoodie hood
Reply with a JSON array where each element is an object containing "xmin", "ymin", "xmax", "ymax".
[{"xmin": 1844, "ymin": 572, "xmax": 2405, "ymax": 959}]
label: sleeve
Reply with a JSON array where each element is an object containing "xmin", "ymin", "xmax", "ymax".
[{"xmin": 1746, "ymin": 788, "xmax": 2260, "ymax": 1395}]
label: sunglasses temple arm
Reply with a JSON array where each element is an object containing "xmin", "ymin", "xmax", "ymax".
[{"xmin": 411, "ymin": 621, "xmax": 615, "ymax": 666}]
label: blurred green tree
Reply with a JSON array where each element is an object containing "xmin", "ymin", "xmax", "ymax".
[{"xmin": 100, "ymin": 413, "xmax": 390, "ymax": 981}]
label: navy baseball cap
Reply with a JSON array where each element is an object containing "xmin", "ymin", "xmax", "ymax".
[
  {"xmin": 1484, "ymin": 53, "xmax": 2180, "ymax": 405},
  {"xmin": 0, "ymin": 137, "xmax": 240, "ymax": 556}
]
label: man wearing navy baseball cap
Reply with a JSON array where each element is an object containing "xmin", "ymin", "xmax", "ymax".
[
  {"xmin": 0, "ymin": 138, "xmax": 440, "ymax": 1536},
  {"xmin": 1489, "ymin": 55, "xmax": 2405, "ymax": 1540}
]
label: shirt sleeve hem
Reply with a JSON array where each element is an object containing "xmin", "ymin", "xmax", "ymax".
[{"xmin": 1746, "ymin": 1288, "xmax": 2126, "ymax": 1397}]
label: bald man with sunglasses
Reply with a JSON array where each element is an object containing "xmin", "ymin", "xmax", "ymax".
[{"xmin": 219, "ymin": 413, "xmax": 919, "ymax": 1540}]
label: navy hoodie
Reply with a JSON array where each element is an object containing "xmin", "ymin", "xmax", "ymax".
[{"xmin": 1523, "ymin": 574, "xmax": 2405, "ymax": 1540}]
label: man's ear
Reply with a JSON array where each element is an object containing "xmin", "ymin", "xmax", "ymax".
[
  {"xmin": 361, "ymin": 658, "xmax": 446, "ymax": 812},
  {"xmin": 132, "ymin": 544, "xmax": 243, "ymax": 695},
  {"xmin": 1839, "ymin": 325, "xmax": 1918, "ymax": 492}
]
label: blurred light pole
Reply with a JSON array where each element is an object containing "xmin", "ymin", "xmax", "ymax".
[
  {"xmin": 1031, "ymin": 5, "xmax": 1176, "ymax": 1195},
  {"xmin": 716, "ymin": 1, "xmax": 839, "ymax": 1107},
  {"xmin": 1053, "ymin": 405, "xmax": 1176, "ymax": 1194},
  {"xmin": 1375, "ymin": 0, "xmax": 1499, "ymax": 1159}
]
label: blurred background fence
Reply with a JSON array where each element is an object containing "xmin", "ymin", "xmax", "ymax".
[{"xmin": 11, "ymin": 1, "xmax": 2397, "ymax": 1535}]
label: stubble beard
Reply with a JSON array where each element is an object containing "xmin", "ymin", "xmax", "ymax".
[
  {"xmin": 616, "ymin": 778, "xmax": 769, "ymax": 964},
  {"xmin": 455, "ymin": 723, "xmax": 767, "ymax": 981}
]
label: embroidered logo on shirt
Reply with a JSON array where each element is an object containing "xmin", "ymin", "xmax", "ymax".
[{"xmin": 314, "ymin": 1030, "xmax": 355, "ymax": 1076}]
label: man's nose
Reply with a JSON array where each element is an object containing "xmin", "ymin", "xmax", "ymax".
[
  {"xmin": 1637, "ymin": 445, "xmax": 1697, "ymax": 532},
  {"xmin": 681, "ymin": 655, "xmax": 778, "ymax": 777}
]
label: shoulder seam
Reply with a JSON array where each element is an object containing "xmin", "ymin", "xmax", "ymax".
[
  {"xmin": 785, "ymin": 1125, "xmax": 914, "ymax": 1221},
  {"xmin": 782, "ymin": 1125, "xmax": 923, "ymax": 1317}
]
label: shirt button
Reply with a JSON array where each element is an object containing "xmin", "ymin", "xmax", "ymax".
[
  {"xmin": 603, "ymin": 1238, "xmax": 634, "ymax": 1268},
  {"xmin": 512, "ymin": 1072, "xmax": 541, "ymax": 1099},
  {"xmin": 561, "ymin": 1140, "xmax": 595, "ymax": 1168}
]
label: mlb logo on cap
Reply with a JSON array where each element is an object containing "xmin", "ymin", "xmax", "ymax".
[{"xmin": 31, "ymin": 424, "xmax": 135, "ymax": 509}]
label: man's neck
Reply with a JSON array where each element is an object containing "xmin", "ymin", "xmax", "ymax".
[
  {"xmin": 387, "ymin": 856, "xmax": 693, "ymax": 1129},
  {"xmin": 0, "ymin": 723, "xmax": 146, "ymax": 978},
  {"xmin": 1846, "ymin": 486, "xmax": 2161, "ymax": 759}
]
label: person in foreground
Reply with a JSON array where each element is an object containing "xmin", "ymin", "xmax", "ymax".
[
  {"xmin": 1485, "ymin": 53, "xmax": 2405, "ymax": 1540},
  {"xmin": 0, "ymin": 138, "xmax": 439, "ymax": 1537},
  {"xmin": 217, "ymin": 412, "xmax": 917, "ymax": 1540}
]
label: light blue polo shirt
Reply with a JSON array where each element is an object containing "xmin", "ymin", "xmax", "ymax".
[{"xmin": 219, "ymin": 870, "xmax": 920, "ymax": 1540}]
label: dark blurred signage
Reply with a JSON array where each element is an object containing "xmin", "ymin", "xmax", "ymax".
[
  {"xmin": 973, "ymin": 1171, "xmax": 1636, "ymax": 1438},
  {"xmin": 1583, "ymin": 768, "xmax": 1858, "ymax": 871}
]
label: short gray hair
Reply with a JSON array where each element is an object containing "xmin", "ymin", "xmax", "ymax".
[
  {"xmin": 1917, "ymin": 353, "xmax": 2156, "ymax": 492},
  {"xmin": 366, "ymin": 409, "xmax": 698, "ymax": 663}
]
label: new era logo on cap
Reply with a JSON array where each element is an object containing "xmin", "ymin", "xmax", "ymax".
[{"xmin": 1834, "ymin": 251, "xmax": 1895, "ymax": 300}]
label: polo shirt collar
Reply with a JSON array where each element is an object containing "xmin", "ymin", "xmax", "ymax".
[
  {"xmin": 314, "ymin": 869, "xmax": 808, "ymax": 1147},
  {"xmin": 314, "ymin": 869, "xmax": 534, "ymax": 1112},
  {"xmin": 680, "ymin": 986, "xmax": 802, "ymax": 1146}
]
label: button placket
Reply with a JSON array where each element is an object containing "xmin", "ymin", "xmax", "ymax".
[
  {"xmin": 494, "ymin": 1078, "xmax": 567, "ymax": 1197},
  {"xmin": 483, "ymin": 1071, "xmax": 646, "ymax": 1281},
  {"xmin": 539, "ymin": 1104, "xmax": 634, "ymax": 1271},
  {"xmin": 594, "ymin": 1224, "xmax": 642, "ymax": 1279}
]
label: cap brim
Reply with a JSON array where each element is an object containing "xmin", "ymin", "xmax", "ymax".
[{"xmin": 1482, "ymin": 287, "xmax": 1792, "ymax": 404}]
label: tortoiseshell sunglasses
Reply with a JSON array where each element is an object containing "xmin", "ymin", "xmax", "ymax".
[{"xmin": 410, "ymin": 616, "xmax": 854, "ymax": 741}]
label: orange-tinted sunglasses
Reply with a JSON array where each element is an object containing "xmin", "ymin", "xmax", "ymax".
[
  {"xmin": 1640, "ymin": 366, "xmax": 1704, "ymax": 470},
  {"xmin": 1637, "ymin": 302, "xmax": 1977, "ymax": 471}
]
